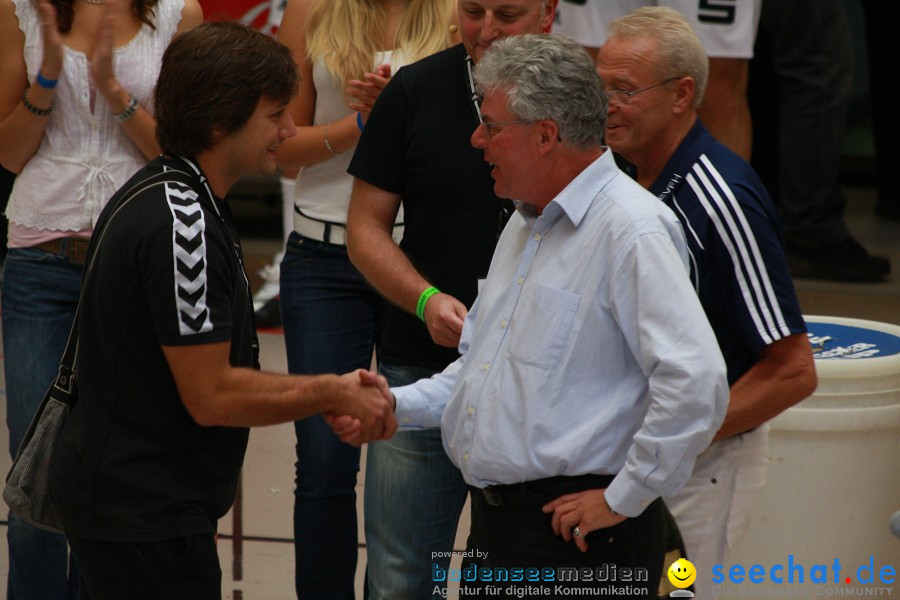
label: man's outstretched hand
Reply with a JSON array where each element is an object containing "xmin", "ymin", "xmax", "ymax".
[{"xmin": 325, "ymin": 369, "xmax": 397, "ymax": 446}]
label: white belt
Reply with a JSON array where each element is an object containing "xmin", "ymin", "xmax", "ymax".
[{"xmin": 293, "ymin": 211, "xmax": 403, "ymax": 246}]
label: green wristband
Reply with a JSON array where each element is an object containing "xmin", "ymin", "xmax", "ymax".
[{"xmin": 416, "ymin": 286, "xmax": 440, "ymax": 322}]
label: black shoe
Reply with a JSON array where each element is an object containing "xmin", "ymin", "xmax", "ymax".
[
  {"xmin": 254, "ymin": 295, "xmax": 282, "ymax": 329},
  {"xmin": 786, "ymin": 237, "xmax": 890, "ymax": 282}
]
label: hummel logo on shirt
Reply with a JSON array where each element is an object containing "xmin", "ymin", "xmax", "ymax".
[{"xmin": 165, "ymin": 181, "xmax": 212, "ymax": 335}]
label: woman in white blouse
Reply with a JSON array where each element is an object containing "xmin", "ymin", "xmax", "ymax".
[{"xmin": 0, "ymin": 0, "xmax": 201, "ymax": 596}]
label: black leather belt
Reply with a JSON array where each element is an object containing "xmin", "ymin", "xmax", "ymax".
[
  {"xmin": 34, "ymin": 236, "xmax": 91, "ymax": 266},
  {"xmin": 478, "ymin": 474, "xmax": 616, "ymax": 508}
]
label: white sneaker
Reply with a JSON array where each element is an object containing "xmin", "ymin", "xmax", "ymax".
[{"xmin": 253, "ymin": 251, "xmax": 283, "ymax": 311}]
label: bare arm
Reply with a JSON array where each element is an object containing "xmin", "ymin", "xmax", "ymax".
[
  {"xmin": 699, "ymin": 57, "xmax": 752, "ymax": 161},
  {"xmin": 162, "ymin": 341, "xmax": 396, "ymax": 442},
  {"xmin": 91, "ymin": 0, "xmax": 203, "ymax": 161},
  {"xmin": 0, "ymin": 0, "xmax": 203, "ymax": 172},
  {"xmin": 713, "ymin": 332, "xmax": 817, "ymax": 442},
  {"xmin": 275, "ymin": 0, "xmax": 362, "ymax": 171},
  {"xmin": 0, "ymin": 0, "xmax": 60, "ymax": 173},
  {"xmin": 346, "ymin": 178, "xmax": 467, "ymax": 348}
]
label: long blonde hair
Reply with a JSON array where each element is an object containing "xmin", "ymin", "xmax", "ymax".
[{"xmin": 305, "ymin": 0, "xmax": 455, "ymax": 87}]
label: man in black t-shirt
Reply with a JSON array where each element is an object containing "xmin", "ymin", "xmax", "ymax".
[
  {"xmin": 46, "ymin": 23, "xmax": 395, "ymax": 599},
  {"xmin": 346, "ymin": 1, "xmax": 558, "ymax": 597}
]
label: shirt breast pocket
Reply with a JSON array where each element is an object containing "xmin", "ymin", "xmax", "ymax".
[{"xmin": 507, "ymin": 283, "xmax": 581, "ymax": 370}]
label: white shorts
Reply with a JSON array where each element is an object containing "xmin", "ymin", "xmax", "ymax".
[
  {"xmin": 553, "ymin": 0, "xmax": 762, "ymax": 59},
  {"xmin": 662, "ymin": 424, "xmax": 769, "ymax": 599}
]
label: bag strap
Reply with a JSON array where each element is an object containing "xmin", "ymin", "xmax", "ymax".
[{"xmin": 52, "ymin": 169, "xmax": 197, "ymax": 396}]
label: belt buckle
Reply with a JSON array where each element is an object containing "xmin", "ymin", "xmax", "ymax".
[{"xmin": 66, "ymin": 237, "xmax": 89, "ymax": 265}]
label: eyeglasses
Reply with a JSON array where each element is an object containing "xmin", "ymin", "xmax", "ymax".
[
  {"xmin": 481, "ymin": 119, "xmax": 534, "ymax": 138},
  {"xmin": 606, "ymin": 77, "xmax": 680, "ymax": 105}
]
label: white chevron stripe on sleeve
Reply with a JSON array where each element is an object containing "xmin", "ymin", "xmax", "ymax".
[{"xmin": 165, "ymin": 181, "xmax": 213, "ymax": 335}]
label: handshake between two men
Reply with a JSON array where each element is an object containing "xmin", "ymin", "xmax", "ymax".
[{"xmin": 325, "ymin": 369, "xmax": 398, "ymax": 446}]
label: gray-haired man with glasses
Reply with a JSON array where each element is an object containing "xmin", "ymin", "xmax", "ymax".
[
  {"xmin": 346, "ymin": 1, "xmax": 559, "ymax": 597},
  {"xmin": 597, "ymin": 7, "xmax": 816, "ymax": 598},
  {"xmin": 343, "ymin": 33, "xmax": 729, "ymax": 600}
]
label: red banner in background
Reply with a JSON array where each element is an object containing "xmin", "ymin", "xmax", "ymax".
[{"xmin": 199, "ymin": 0, "xmax": 284, "ymax": 36}]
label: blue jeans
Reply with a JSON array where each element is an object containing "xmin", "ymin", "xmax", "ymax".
[
  {"xmin": 2, "ymin": 247, "xmax": 81, "ymax": 600},
  {"xmin": 364, "ymin": 363, "xmax": 469, "ymax": 600},
  {"xmin": 280, "ymin": 232, "xmax": 386, "ymax": 599}
]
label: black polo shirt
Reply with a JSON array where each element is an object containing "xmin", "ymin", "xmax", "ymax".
[{"xmin": 49, "ymin": 156, "xmax": 254, "ymax": 542}]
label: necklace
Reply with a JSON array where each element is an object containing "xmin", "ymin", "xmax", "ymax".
[
  {"xmin": 464, "ymin": 52, "xmax": 514, "ymax": 239},
  {"xmin": 464, "ymin": 53, "xmax": 482, "ymax": 123}
]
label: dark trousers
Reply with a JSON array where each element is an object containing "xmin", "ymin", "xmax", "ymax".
[
  {"xmin": 749, "ymin": 0, "xmax": 853, "ymax": 247},
  {"xmin": 67, "ymin": 533, "xmax": 220, "ymax": 600},
  {"xmin": 455, "ymin": 477, "xmax": 665, "ymax": 600},
  {"xmin": 861, "ymin": 0, "xmax": 900, "ymax": 210}
]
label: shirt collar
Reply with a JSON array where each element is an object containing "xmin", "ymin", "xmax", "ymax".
[
  {"xmin": 170, "ymin": 154, "xmax": 207, "ymax": 186},
  {"xmin": 160, "ymin": 154, "xmax": 223, "ymax": 220},
  {"xmin": 648, "ymin": 118, "xmax": 712, "ymax": 199},
  {"xmin": 516, "ymin": 148, "xmax": 619, "ymax": 228}
]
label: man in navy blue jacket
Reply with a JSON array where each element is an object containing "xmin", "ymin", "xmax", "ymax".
[{"xmin": 597, "ymin": 7, "xmax": 817, "ymax": 598}]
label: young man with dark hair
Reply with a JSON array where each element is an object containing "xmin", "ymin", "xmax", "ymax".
[{"xmin": 46, "ymin": 22, "xmax": 396, "ymax": 599}]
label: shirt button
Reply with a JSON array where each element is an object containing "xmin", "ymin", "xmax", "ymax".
[
  {"xmin": 481, "ymin": 362, "xmax": 490, "ymax": 371},
  {"xmin": 500, "ymin": 320, "xmax": 507, "ymax": 329},
  {"xmin": 402, "ymin": 416, "xmax": 410, "ymax": 424},
  {"xmin": 533, "ymin": 234, "xmax": 542, "ymax": 241},
  {"xmin": 517, "ymin": 277, "xmax": 524, "ymax": 285},
  {"xmin": 467, "ymin": 407, "xmax": 475, "ymax": 416},
  {"xmin": 463, "ymin": 453, "xmax": 470, "ymax": 462}
]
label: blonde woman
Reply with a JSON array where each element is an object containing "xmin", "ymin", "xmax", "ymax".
[{"xmin": 275, "ymin": 1, "xmax": 456, "ymax": 596}]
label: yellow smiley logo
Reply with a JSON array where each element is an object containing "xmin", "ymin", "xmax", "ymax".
[{"xmin": 667, "ymin": 558, "xmax": 697, "ymax": 589}]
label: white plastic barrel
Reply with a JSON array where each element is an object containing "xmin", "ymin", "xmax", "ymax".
[{"xmin": 721, "ymin": 316, "xmax": 900, "ymax": 596}]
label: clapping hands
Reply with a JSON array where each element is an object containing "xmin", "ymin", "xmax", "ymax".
[{"xmin": 346, "ymin": 64, "xmax": 392, "ymax": 127}]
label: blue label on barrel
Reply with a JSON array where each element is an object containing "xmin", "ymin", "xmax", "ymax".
[{"xmin": 806, "ymin": 322, "xmax": 900, "ymax": 359}]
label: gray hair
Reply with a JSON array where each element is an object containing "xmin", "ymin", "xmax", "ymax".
[
  {"xmin": 474, "ymin": 34, "xmax": 607, "ymax": 151},
  {"xmin": 608, "ymin": 6, "xmax": 709, "ymax": 108}
]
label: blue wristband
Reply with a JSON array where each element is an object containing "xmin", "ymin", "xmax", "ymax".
[
  {"xmin": 36, "ymin": 71, "xmax": 57, "ymax": 89},
  {"xmin": 357, "ymin": 112, "xmax": 364, "ymax": 132}
]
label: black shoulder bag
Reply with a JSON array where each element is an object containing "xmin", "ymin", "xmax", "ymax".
[{"xmin": 3, "ymin": 169, "xmax": 195, "ymax": 533}]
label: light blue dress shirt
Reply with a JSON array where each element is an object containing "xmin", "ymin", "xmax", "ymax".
[{"xmin": 393, "ymin": 150, "xmax": 728, "ymax": 517}]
